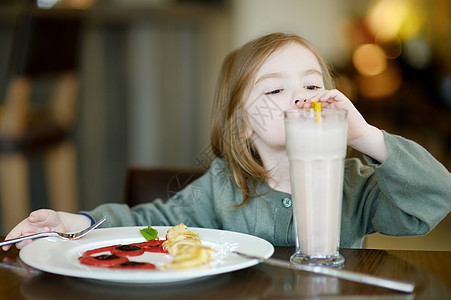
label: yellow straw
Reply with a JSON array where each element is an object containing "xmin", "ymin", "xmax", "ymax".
[{"xmin": 310, "ymin": 102, "xmax": 321, "ymax": 123}]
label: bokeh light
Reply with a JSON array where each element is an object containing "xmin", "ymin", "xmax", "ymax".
[
  {"xmin": 356, "ymin": 62, "xmax": 402, "ymax": 98},
  {"xmin": 403, "ymin": 37, "xmax": 432, "ymax": 69},
  {"xmin": 376, "ymin": 36, "xmax": 403, "ymax": 59},
  {"xmin": 37, "ymin": 0, "xmax": 59, "ymax": 8},
  {"xmin": 352, "ymin": 43, "xmax": 387, "ymax": 76},
  {"xmin": 37, "ymin": 0, "xmax": 96, "ymax": 9},
  {"xmin": 366, "ymin": 0, "xmax": 423, "ymax": 42},
  {"xmin": 65, "ymin": 0, "xmax": 96, "ymax": 9}
]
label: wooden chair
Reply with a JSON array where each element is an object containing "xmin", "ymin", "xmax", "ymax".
[
  {"xmin": 125, "ymin": 167, "xmax": 204, "ymax": 207},
  {"xmin": 0, "ymin": 11, "xmax": 82, "ymax": 231}
]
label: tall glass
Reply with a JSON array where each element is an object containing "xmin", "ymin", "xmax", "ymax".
[{"xmin": 284, "ymin": 108, "xmax": 348, "ymax": 267}]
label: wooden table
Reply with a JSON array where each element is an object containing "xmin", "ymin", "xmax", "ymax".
[{"xmin": 1, "ymin": 240, "xmax": 450, "ymax": 299}]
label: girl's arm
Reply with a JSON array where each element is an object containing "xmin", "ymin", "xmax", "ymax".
[{"xmin": 297, "ymin": 89, "xmax": 388, "ymax": 163}]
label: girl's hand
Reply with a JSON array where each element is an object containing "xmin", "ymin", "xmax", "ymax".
[
  {"xmin": 295, "ymin": 89, "xmax": 369, "ymax": 143},
  {"xmin": 2, "ymin": 209, "xmax": 66, "ymax": 251},
  {"xmin": 1, "ymin": 209, "xmax": 91, "ymax": 251},
  {"xmin": 295, "ymin": 89, "xmax": 388, "ymax": 163}
]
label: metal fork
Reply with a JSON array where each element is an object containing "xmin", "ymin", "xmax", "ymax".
[{"xmin": 0, "ymin": 216, "xmax": 106, "ymax": 247}]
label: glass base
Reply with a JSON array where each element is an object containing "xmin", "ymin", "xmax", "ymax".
[{"xmin": 290, "ymin": 251, "xmax": 345, "ymax": 268}]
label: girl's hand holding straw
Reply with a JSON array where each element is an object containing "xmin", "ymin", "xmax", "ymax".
[{"xmin": 296, "ymin": 89, "xmax": 388, "ymax": 163}]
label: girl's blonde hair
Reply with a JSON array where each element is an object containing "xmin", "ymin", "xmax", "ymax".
[{"xmin": 210, "ymin": 32, "xmax": 335, "ymax": 206}]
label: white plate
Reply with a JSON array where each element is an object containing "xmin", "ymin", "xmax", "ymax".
[{"xmin": 19, "ymin": 226, "xmax": 274, "ymax": 283}]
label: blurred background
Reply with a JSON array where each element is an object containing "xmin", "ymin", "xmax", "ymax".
[{"xmin": 0, "ymin": 0, "xmax": 450, "ymax": 249}]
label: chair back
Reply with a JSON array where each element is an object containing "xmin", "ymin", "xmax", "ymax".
[{"xmin": 125, "ymin": 168, "xmax": 205, "ymax": 207}]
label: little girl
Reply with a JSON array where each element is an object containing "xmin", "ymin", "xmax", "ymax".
[{"xmin": 3, "ymin": 33, "xmax": 451, "ymax": 251}]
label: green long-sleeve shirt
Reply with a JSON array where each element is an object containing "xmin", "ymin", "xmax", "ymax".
[{"xmin": 85, "ymin": 132, "xmax": 451, "ymax": 247}]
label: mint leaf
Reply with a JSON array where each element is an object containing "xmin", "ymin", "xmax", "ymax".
[{"xmin": 140, "ymin": 226, "xmax": 158, "ymax": 241}]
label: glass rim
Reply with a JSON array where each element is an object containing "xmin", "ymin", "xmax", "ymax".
[{"xmin": 284, "ymin": 108, "xmax": 348, "ymax": 117}]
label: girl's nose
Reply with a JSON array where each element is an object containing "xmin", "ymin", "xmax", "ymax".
[{"xmin": 293, "ymin": 99, "xmax": 306, "ymax": 107}]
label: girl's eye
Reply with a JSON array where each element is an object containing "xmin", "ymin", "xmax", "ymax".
[
  {"xmin": 265, "ymin": 89, "xmax": 284, "ymax": 95},
  {"xmin": 305, "ymin": 85, "xmax": 321, "ymax": 90}
]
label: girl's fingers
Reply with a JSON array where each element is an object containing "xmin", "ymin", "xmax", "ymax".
[
  {"xmin": 294, "ymin": 90, "xmax": 348, "ymax": 109},
  {"xmin": 14, "ymin": 240, "xmax": 33, "ymax": 250},
  {"xmin": 308, "ymin": 90, "xmax": 348, "ymax": 106},
  {"xmin": 2, "ymin": 223, "xmax": 32, "ymax": 251},
  {"xmin": 2, "ymin": 210, "xmax": 57, "ymax": 251},
  {"xmin": 293, "ymin": 89, "xmax": 370, "ymax": 143},
  {"xmin": 2, "ymin": 244, "xmax": 11, "ymax": 251},
  {"xmin": 28, "ymin": 209, "xmax": 55, "ymax": 224}
]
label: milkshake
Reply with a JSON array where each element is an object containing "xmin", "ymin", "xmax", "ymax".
[{"xmin": 284, "ymin": 108, "xmax": 347, "ymax": 267}]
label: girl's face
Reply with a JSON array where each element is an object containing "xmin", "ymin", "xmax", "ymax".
[{"xmin": 246, "ymin": 42, "xmax": 325, "ymax": 153}]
